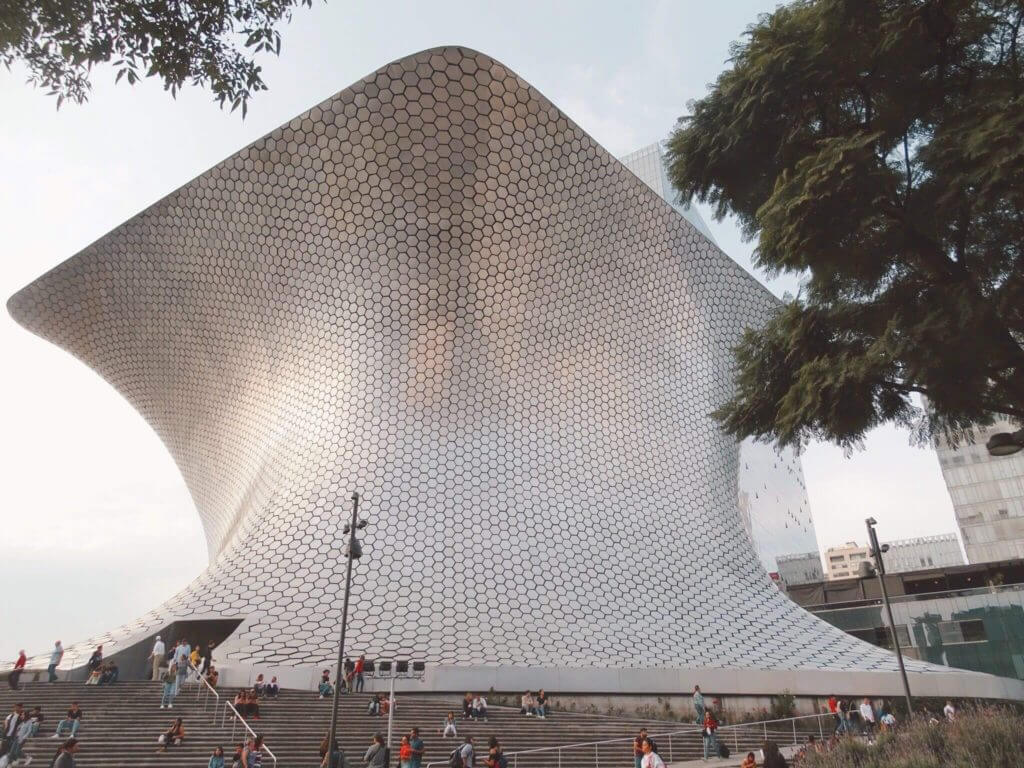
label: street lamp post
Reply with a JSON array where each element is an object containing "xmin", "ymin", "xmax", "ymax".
[
  {"xmin": 864, "ymin": 517, "xmax": 913, "ymax": 715},
  {"xmin": 326, "ymin": 492, "xmax": 364, "ymax": 767}
]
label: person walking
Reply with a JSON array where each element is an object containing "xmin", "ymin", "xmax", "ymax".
[
  {"xmin": 837, "ymin": 698, "xmax": 851, "ymax": 735},
  {"xmin": 9, "ymin": 650, "xmax": 27, "ymax": 691},
  {"xmin": 149, "ymin": 636, "xmax": 165, "ymax": 681},
  {"xmin": 52, "ymin": 738, "xmax": 79, "ymax": 768},
  {"xmin": 702, "ymin": 710, "xmax": 719, "ymax": 760},
  {"xmin": 859, "ymin": 698, "xmax": 876, "ymax": 735},
  {"xmin": 4, "ymin": 703, "xmax": 24, "ymax": 756},
  {"xmin": 47, "ymin": 641, "xmax": 64, "ymax": 683},
  {"xmin": 160, "ymin": 663, "xmax": 178, "ymax": 709},
  {"xmin": 639, "ymin": 739, "xmax": 665, "ymax": 768},
  {"xmin": 693, "ymin": 685, "xmax": 705, "ymax": 724},
  {"xmin": 363, "ymin": 733, "xmax": 387, "ymax": 768},
  {"xmin": 243, "ymin": 734, "xmax": 264, "ymax": 768},
  {"xmin": 457, "ymin": 735, "xmax": 474, "ymax": 768},
  {"xmin": 174, "ymin": 641, "xmax": 191, "ymax": 693},
  {"xmin": 354, "ymin": 656, "xmax": 366, "ymax": 693}
]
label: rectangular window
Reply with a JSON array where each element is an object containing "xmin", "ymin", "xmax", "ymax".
[
  {"xmin": 937, "ymin": 620, "xmax": 987, "ymax": 645},
  {"xmin": 848, "ymin": 625, "xmax": 911, "ymax": 650}
]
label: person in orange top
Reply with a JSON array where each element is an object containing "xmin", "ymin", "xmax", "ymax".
[
  {"xmin": 398, "ymin": 735, "xmax": 413, "ymax": 768},
  {"xmin": 740, "ymin": 752, "xmax": 757, "ymax": 768}
]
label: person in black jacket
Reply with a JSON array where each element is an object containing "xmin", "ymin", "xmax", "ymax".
[{"xmin": 762, "ymin": 741, "xmax": 788, "ymax": 768}]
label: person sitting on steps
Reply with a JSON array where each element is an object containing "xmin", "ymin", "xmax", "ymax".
[
  {"xmin": 318, "ymin": 670, "xmax": 334, "ymax": 699},
  {"xmin": 156, "ymin": 717, "xmax": 185, "ymax": 752},
  {"xmin": 520, "ymin": 691, "xmax": 536, "ymax": 716},
  {"xmin": 266, "ymin": 677, "xmax": 279, "ymax": 698},
  {"xmin": 471, "ymin": 694, "xmax": 488, "ymax": 722},
  {"xmin": 441, "ymin": 712, "xmax": 457, "ymax": 738},
  {"xmin": 253, "ymin": 675, "xmax": 266, "ymax": 697},
  {"xmin": 52, "ymin": 702, "xmax": 82, "ymax": 738},
  {"xmin": 536, "ymin": 689, "xmax": 549, "ymax": 719}
]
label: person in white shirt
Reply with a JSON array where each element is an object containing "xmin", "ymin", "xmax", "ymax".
[
  {"xmin": 149, "ymin": 636, "xmax": 166, "ymax": 681},
  {"xmin": 471, "ymin": 696, "xmax": 488, "ymax": 722},
  {"xmin": 859, "ymin": 698, "xmax": 876, "ymax": 733},
  {"xmin": 441, "ymin": 711, "xmax": 458, "ymax": 738},
  {"xmin": 943, "ymin": 701, "xmax": 955, "ymax": 721},
  {"xmin": 639, "ymin": 739, "xmax": 665, "ymax": 768}
]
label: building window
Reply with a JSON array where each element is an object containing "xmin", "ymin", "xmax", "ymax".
[
  {"xmin": 936, "ymin": 620, "xmax": 987, "ymax": 645},
  {"xmin": 849, "ymin": 625, "xmax": 911, "ymax": 650}
]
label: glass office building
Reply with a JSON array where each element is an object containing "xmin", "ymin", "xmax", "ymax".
[
  {"xmin": 935, "ymin": 418, "xmax": 1024, "ymax": 563},
  {"xmin": 789, "ymin": 561, "xmax": 1024, "ymax": 680}
]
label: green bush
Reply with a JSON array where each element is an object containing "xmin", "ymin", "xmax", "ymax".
[{"xmin": 796, "ymin": 708, "xmax": 1024, "ymax": 768}]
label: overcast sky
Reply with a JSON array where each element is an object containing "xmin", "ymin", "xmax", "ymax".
[{"xmin": 0, "ymin": 0, "xmax": 962, "ymax": 661}]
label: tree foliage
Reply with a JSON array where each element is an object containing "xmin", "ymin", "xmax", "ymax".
[
  {"xmin": 0, "ymin": 0, "xmax": 315, "ymax": 114},
  {"xmin": 666, "ymin": 0, "xmax": 1024, "ymax": 451}
]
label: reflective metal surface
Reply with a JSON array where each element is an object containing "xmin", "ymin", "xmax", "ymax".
[{"xmin": 9, "ymin": 47, "xmax": 940, "ymax": 675}]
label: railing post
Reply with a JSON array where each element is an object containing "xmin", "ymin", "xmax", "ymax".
[
  {"xmin": 734, "ymin": 729, "xmax": 739, "ymax": 754},
  {"xmin": 594, "ymin": 742, "xmax": 599, "ymax": 768},
  {"xmin": 818, "ymin": 715, "xmax": 824, "ymax": 741},
  {"xmin": 763, "ymin": 722, "xmax": 767, "ymax": 742},
  {"xmin": 792, "ymin": 718, "xmax": 797, "ymax": 745},
  {"xmin": 557, "ymin": 747, "xmax": 561, "ymax": 768}
]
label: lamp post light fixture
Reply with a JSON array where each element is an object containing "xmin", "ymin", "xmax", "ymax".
[
  {"xmin": 986, "ymin": 428, "xmax": 1024, "ymax": 457},
  {"xmin": 326, "ymin": 492, "xmax": 367, "ymax": 767},
  {"xmin": 863, "ymin": 517, "xmax": 913, "ymax": 715}
]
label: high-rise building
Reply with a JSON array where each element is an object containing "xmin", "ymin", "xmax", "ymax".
[
  {"xmin": 776, "ymin": 551, "xmax": 825, "ymax": 587},
  {"xmin": 884, "ymin": 534, "xmax": 965, "ymax": 573},
  {"xmin": 935, "ymin": 418, "xmax": 1024, "ymax": 563},
  {"xmin": 618, "ymin": 143, "xmax": 818, "ymax": 577},
  {"xmin": 8, "ymin": 46, "xmax": 1019, "ymax": 700}
]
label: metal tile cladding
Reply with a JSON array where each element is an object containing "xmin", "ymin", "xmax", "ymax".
[{"xmin": 8, "ymin": 46, "xmax": 924, "ymax": 673}]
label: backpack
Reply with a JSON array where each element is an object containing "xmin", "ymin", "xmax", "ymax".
[
  {"xmin": 450, "ymin": 748, "xmax": 465, "ymax": 768},
  {"xmin": 718, "ymin": 743, "xmax": 730, "ymax": 759}
]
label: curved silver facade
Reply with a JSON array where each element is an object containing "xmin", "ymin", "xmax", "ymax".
[{"xmin": 8, "ymin": 47, "xmax": 967, "ymax": 683}]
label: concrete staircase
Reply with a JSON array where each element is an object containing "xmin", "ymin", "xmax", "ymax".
[{"xmin": 0, "ymin": 682, "xmax": 824, "ymax": 767}]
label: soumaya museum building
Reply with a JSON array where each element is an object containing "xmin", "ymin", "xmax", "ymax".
[{"xmin": 8, "ymin": 47, "xmax": 1024, "ymax": 701}]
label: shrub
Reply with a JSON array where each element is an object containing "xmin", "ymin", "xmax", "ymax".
[{"xmin": 796, "ymin": 708, "xmax": 1024, "ymax": 768}]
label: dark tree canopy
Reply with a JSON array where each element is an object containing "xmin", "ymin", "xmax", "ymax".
[
  {"xmin": 0, "ymin": 0, "xmax": 314, "ymax": 114},
  {"xmin": 666, "ymin": 0, "xmax": 1024, "ymax": 451}
]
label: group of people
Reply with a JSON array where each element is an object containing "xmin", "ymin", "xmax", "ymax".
[
  {"xmin": 317, "ymin": 655, "xmax": 369, "ymax": 699},
  {"xmin": 367, "ymin": 694, "xmax": 394, "ymax": 717},
  {"xmin": 2, "ymin": 702, "xmax": 46, "ymax": 765},
  {"xmin": 1, "ymin": 701, "xmax": 83, "ymax": 767},
  {"xmin": 460, "ymin": 693, "xmax": 488, "ymax": 722},
  {"xmin": 449, "ymin": 734, "xmax": 507, "ymax": 768},
  {"xmin": 517, "ymin": 690, "xmax": 548, "ymax": 718},
  {"xmin": 82, "ymin": 648, "xmax": 118, "ymax": 686},
  {"xmin": 826, "ymin": 695, "xmax": 898, "ymax": 736}
]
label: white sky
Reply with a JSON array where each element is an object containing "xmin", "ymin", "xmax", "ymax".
[{"xmin": 0, "ymin": 0, "xmax": 961, "ymax": 661}]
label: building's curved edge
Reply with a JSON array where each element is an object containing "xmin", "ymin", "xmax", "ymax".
[{"xmin": 202, "ymin": 661, "xmax": 1024, "ymax": 701}]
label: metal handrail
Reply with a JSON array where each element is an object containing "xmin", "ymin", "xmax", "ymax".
[
  {"xmin": 423, "ymin": 712, "xmax": 833, "ymax": 768},
  {"xmin": 221, "ymin": 700, "xmax": 278, "ymax": 768},
  {"xmin": 187, "ymin": 662, "xmax": 221, "ymax": 721}
]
